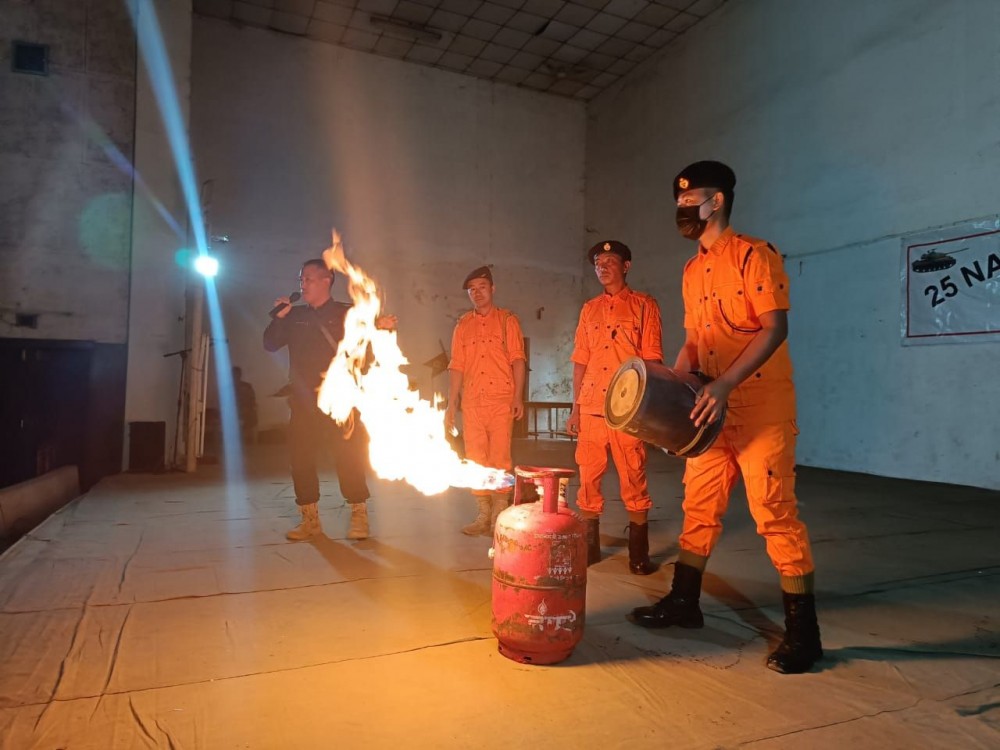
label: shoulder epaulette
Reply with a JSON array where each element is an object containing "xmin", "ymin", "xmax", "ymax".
[{"xmin": 734, "ymin": 233, "xmax": 775, "ymax": 274}]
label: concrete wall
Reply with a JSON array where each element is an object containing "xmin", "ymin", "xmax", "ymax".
[
  {"xmin": 0, "ymin": 0, "xmax": 141, "ymax": 485},
  {"xmin": 0, "ymin": 0, "xmax": 136, "ymax": 343},
  {"xmin": 189, "ymin": 17, "xmax": 586, "ymax": 430},
  {"xmin": 0, "ymin": 0, "xmax": 197, "ymax": 473},
  {"xmin": 586, "ymin": 0, "xmax": 1000, "ymax": 489}
]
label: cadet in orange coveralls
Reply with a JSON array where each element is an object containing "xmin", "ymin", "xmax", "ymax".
[
  {"xmin": 567, "ymin": 241, "xmax": 664, "ymax": 575},
  {"xmin": 445, "ymin": 266, "xmax": 526, "ymax": 536},
  {"xmin": 630, "ymin": 161, "xmax": 823, "ymax": 674}
]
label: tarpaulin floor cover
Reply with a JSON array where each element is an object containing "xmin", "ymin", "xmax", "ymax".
[{"xmin": 0, "ymin": 441, "xmax": 997, "ymax": 749}]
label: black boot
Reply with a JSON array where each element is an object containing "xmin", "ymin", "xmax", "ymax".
[
  {"xmin": 630, "ymin": 562, "xmax": 704, "ymax": 628},
  {"xmin": 767, "ymin": 593, "xmax": 823, "ymax": 674},
  {"xmin": 584, "ymin": 518, "xmax": 601, "ymax": 566},
  {"xmin": 627, "ymin": 522, "xmax": 656, "ymax": 576}
]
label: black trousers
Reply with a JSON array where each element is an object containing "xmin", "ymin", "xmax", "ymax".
[{"xmin": 288, "ymin": 404, "xmax": 370, "ymax": 506}]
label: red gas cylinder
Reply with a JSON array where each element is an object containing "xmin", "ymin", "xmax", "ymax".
[{"xmin": 490, "ymin": 466, "xmax": 586, "ymax": 665}]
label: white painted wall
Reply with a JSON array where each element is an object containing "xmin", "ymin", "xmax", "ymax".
[
  {"xmin": 124, "ymin": 0, "xmax": 192, "ymax": 466},
  {"xmin": 586, "ymin": 0, "xmax": 1000, "ymax": 489},
  {"xmin": 189, "ymin": 18, "xmax": 586, "ymax": 430}
]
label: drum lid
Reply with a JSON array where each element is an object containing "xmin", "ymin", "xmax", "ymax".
[{"xmin": 605, "ymin": 359, "xmax": 646, "ymax": 430}]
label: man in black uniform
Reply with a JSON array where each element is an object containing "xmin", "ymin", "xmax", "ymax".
[{"xmin": 264, "ymin": 259, "xmax": 395, "ymax": 541}]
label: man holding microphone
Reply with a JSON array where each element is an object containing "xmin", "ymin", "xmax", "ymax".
[{"xmin": 264, "ymin": 258, "xmax": 396, "ymax": 542}]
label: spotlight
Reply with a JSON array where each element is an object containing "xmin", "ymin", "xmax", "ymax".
[{"xmin": 194, "ymin": 254, "xmax": 219, "ymax": 277}]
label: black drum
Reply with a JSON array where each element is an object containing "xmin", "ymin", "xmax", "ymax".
[{"xmin": 604, "ymin": 358, "xmax": 725, "ymax": 457}]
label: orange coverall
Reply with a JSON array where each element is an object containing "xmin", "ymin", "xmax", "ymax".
[
  {"xmin": 680, "ymin": 227, "xmax": 814, "ymax": 581},
  {"xmin": 449, "ymin": 307, "xmax": 526, "ymax": 496},
  {"xmin": 571, "ymin": 287, "xmax": 663, "ymax": 514}
]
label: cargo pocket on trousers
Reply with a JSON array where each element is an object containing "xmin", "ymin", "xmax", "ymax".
[
  {"xmin": 575, "ymin": 432, "xmax": 598, "ymax": 466},
  {"xmin": 622, "ymin": 439, "xmax": 646, "ymax": 475},
  {"xmin": 761, "ymin": 460, "xmax": 796, "ymax": 506},
  {"xmin": 760, "ymin": 421, "xmax": 797, "ymax": 505}
]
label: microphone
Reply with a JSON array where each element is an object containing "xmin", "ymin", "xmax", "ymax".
[{"xmin": 269, "ymin": 292, "xmax": 301, "ymax": 318}]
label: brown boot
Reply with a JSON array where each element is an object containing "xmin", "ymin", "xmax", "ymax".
[
  {"xmin": 462, "ymin": 496, "xmax": 492, "ymax": 536},
  {"xmin": 627, "ymin": 522, "xmax": 656, "ymax": 575},
  {"xmin": 347, "ymin": 502, "xmax": 369, "ymax": 540},
  {"xmin": 489, "ymin": 493, "xmax": 510, "ymax": 534},
  {"xmin": 286, "ymin": 502, "xmax": 322, "ymax": 541}
]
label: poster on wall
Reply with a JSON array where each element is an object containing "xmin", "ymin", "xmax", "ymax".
[{"xmin": 901, "ymin": 217, "xmax": 1000, "ymax": 345}]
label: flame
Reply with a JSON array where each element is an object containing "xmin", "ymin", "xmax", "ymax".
[{"xmin": 316, "ymin": 231, "xmax": 513, "ymax": 496}]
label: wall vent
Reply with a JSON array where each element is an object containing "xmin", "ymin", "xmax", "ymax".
[{"xmin": 12, "ymin": 41, "xmax": 49, "ymax": 76}]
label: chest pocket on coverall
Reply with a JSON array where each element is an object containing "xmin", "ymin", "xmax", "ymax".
[{"xmin": 713, "ymin": 281, "xmax": 760, "ymax": 334}]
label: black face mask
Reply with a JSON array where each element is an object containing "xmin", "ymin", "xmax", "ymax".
[{"xmin": 675, "ymin": 197, "xmax": 715, "ymax": 240}]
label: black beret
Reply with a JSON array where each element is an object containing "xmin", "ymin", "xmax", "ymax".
[
  {"xmin": 462, "ymin": 265, "xmax": 493, "ymax": 290},
  {"xmin": 673, "ymin": 161, "xmax": 737, "ymax": 199},
  {"xmin": 588, "ymin": 240, "xmax": 632, "ymax": 265}
]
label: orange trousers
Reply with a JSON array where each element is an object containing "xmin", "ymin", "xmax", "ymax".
[
  {"xmin": 575, "ymin": 413, "xmax": 652, "ymax": 514},
  {"xmin": 463, "ymin": 401, "xmax": 514, "ymax": 497},
  {"xmin": 680, "ymin": 420, "xmax": 814, "ymax": 577}
]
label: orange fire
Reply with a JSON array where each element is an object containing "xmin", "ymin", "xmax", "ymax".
[{"xmin": 316, "ymin": 231, "xmax": 513, "ymax": 496}]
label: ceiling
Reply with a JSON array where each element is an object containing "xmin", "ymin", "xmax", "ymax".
[{"xmin": 192, "ymin": 0, "xmax": 727, "ymax": 100}]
